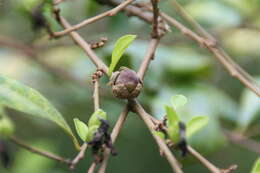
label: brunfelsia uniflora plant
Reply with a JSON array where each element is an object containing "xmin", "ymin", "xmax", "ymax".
[{"xmin": 0, "ymin": 0, "xmax": 260, "ymax": 173}]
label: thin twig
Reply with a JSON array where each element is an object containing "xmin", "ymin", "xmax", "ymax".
[
  {"xmin": 151, "ymin": 0, "xmax": 160, "ymax": 38},
  {"xmin": 10, "ymin": 136, "xmax": 71, "ymax": 164},
  {"xmin": 170, "ymin": 0, "xmax": 216, "ymax": 42},
  {"xmin": 137, "ymin": 38, "xmax": 160, "ymax": 80},
  {"xmin": 131, "ymin": 100, "xmax": 183, "ymax": 173},
  {"xmin": 223, "ymin": 130, "xmax": 260, "ymax": 154},
  {"xmin": 122, "ymin": 2, "xmax": 260, "ymax": 96},
  {"xmin": 160, "ymin": 12, "xmax": 260, "ymax": 97},
  {"xmin": 54, "ymin": 9, "xmax": 109, "ymax": 74},
  {"xmin": 88, "ymin": 162, "xmax": 97, "ymax": 173},
  {"xmin": 98, "ymin": 106, "xmax": 129, "ymax": 173},
  {"xmin": 187, "ymin": 146, "xmax": 221, "ymax": 173},
  {"xmin": 70, "ymin": 143, "xmax": 88, "ymax": 169},
  {"xmin": 53, "ymin": 0, "xmax": 135, "ymax": 38}
]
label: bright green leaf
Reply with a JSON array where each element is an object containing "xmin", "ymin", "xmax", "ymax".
[
  {"xmin": 74, "ymin": 118, "xmax": 88, "ymax": 142},
  {"xmin": 0, "ymin": 115, "xmax": 15, "ymax": 137},
  {"xmin": 167, "ymin": 123, "xmax": 180, "ymax": 142},
  {"xmin": 187, "ymin": 116, "xmax": 209, "ymax": 138},
  {"xmin": 88, "ymin": 109, "xmax": 107, "ymax": 127},
  {"xmin": 0, "ymin": 75, "xmax": 80, "ymax": 150},
  {"xmin": 108, "ymin": 35, "xmax": 137, "ymax": 76},
  {"xmin": 86, "ymin": 125, "xmax": 99, "ymax": 142},
  {"xmin": 165, "ymin": 105, "xmax": 179, "ymax": 125},
  {"xmin": 153, "ymin": 131, "xmax": 165, "ymax": 140},
  {"xmin": 251, "ymin": 158, "xmax": 260, "ymax": 173},
  {"xmin": 171, "ymin": 95, "xmax": 187, "ymax": 109}
]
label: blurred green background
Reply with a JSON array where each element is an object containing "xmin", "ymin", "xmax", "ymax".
[{"xmin": 0, "ymin": 0, "xmax": 260, "ymax": 172}]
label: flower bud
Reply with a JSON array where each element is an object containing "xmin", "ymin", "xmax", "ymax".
[{"xmin": 110, "ymin": 67, "xmax": 143, "ymax": 99}]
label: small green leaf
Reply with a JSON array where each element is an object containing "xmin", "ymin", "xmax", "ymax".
[
  {"xmin": 0, "ymin": 75, "xmax": 80, "ymax": 150},
  {"xmin": 86, "ymin": 125, "xmax": 99, "ymax": 142},
  {"xmin": 108, "ymin": 35, "xmax": 137, "ymax": 76},
  {"xmin": 74, "ymin": 118, "xmax": 88, "ymax": 142},
  {"xmin": 165, "ymin": 105, "xmax": 179, "ymax": 125},
  {"xmin": 0, "ymin": 116, "xmax": 15, "ymax": 137},
  {"xmin": 251, "ymin": 158, "xmax": 260, "ymax": 173},
  {"xmin": 167, "ymin": 123, "xmax": 180, "ymax": 142},
  {"xmin": 88, "ymin": 109, "xmax": 107, "ymax": 127},
  {"xmin": 186, "ymin": 116, "xmax": 209, "ymax": 138},
  {"xmin": 153, "ymin": 131, "xmax": 165, "ymax": 140},
  {"xmin": 171, "ymin": 95, "xmax": 187, "ymax": 109}
]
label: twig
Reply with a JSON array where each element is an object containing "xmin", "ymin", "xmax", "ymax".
[
  {"xmin": 137, "ymin": 38, "xmax": 160, "ymax": 80},
  {"xmin": 54, "ymin": 9, "xmax": 109, "ymax": 74},
  {"xmin": 70, "ymin": 143, "xmax": 88, "ymax": 169},
  {"xmin": 137, "ymin": 0, "xmax": 161, "ymax": 80},
  {"xmin": 187, "ymin": 146, "xmax": 221, "ymax": 173},
  {"xmin": 223, "ymin": 130, "xmax": 260, "ymax": 154},
  {"xmin": 98, "ymin": 106, "xmax": 129, "ymax": 173},
  {"xmin": 53, "ymin": 0, "xmax": 135, "ymax": 38},
  {"xmin": 10, "ymin": 136, "xmax": 71, "ymax": 164},
  {"xmin": 151, "ymin": 0, "xmax": 160, "ymax": 38},
  {"xmin": 92, "ymin": 69, "xmax": 104, "ymax": 111},
  {"xmin": 170, "ymin": 0, "xmax": 216, "ymax": 42},
  {"xmin": 123, "ymin": 2, "xmax": 260, "ymax": 96},
  {"xmin": 159, "ymin": 12, "xmax": 260, "ymax": 97},
  {"xmin": 131, "ymin": 100, "xmax": 183, "ymax": 173},
  {"xmin": 88, "ymin": 162, "xmax": 97, "ymax": 173}
]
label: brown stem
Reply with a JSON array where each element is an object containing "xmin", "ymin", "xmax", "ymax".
[
  {"xmin": 98, "ymin": 106, "xmax": 129, "ymax": 173},
  {"xmin": 187, "ymin": 146, "xmax": 221, "ymax": 173},
  {"xmin": 10, "ymin": 136, "xmax": 71, "ymax": 164},
  {"xmin": 131, "ymin": 100, "xmax": 183, "ymax": 173},
  {"xmin": 160, "ymin": 12, "xmax": 260, "ymax": 97},
  {"xmin": 223, "ymin": 130, "xmax": 260, "ymax": 154},
  {"xmin": 93, "ymin": 79, "xmax": 100, "ymax": 111},
  {"xmin": 54, "ymin": 10, "xmax": 109, "ymax": 74},
  {"xmin": 53, "ymin": 0, "xmax": 135, "ymax": 37},
  {"xmin": 70, "ymin": 143, "xmax": 88, "ymax": 169},
  {"xmin": 110, "ymin": 1, "xmax": 260, "ymax": 96},
  {"xmin": 137, "ymin": 39, "xmax": 160, "ymax": 80},
  {"xmin": 151, "ymin": 0, "xmax": 160, "ymax": 38}
]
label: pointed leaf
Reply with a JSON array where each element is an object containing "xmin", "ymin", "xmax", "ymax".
[
  {"xmin": 187, "ymin": 116, "xmax": 209, "ymax": 138},
  {"xmin": 108, "ymin": 35, "xmax": 137, "ymax": 76},
  {"xmin": 251, "ymin": 158, "xmax": 260, "ymax": 173},
  {"xmin": 165, "ymin": 105, "xmax": 179, "ymax": 125},
  {"xmin": 74, "ymin": 118, "xmax": 88, "ymax": 142},
  {"xmin": 0, "ymin": 75, "xmax": 80, "ymax": 149},
  {"xmin": 88, "ymin": 109, "xmax": 107, "ymax": 127},
  {"xmin": 171, "ymin": 95, "xmax": 187, "ymax": 109}
]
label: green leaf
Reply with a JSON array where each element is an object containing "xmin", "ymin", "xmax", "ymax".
[
  {"xmin": 186, "ymin": 116, "xmax": 209, "ymax": 138},
  {"xmin": 167, "ymin": 123, "xmax": 180, "ymax": 142},
  {"xmin": 171, "ymin": 95, "xmax": 187, "ymax": 109},
  {"xmin": 88, "ymin": 109, "xmax": 107, "ymax": 127},
  {"xmin": 153, "ymin": 131, "xmax": 165, "ymax": 140},
  {"xmin": 0, "ymin": 115, "xmax": 15, "ymax": 138},
  {"xmin": 0, "ymin": 75, "xmax": 80, "ymax": 150},
  {"xmin": 165, "ymin": 105, "xmax": 180, "ymax": 142},
  {"xmin": 86, "ymin": 125, "xmax": 99, "ymax": 142},
  {"xmin": 251, "ymin": 158, "xmax": 260, "ymax": 173},
  {"xmin": 74, "ymin": 118, "xmax": 88, "ymax": 142},
  {"xmin": 165, "ymin": 105, "xmax": 179, "ymax": 125},
  {"xmin": 108, "ymin": 35, "xmax": 136, "ymax": 76}
]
